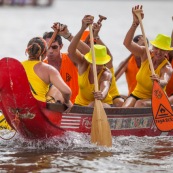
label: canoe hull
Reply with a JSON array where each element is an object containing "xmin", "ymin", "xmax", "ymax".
[{"xmin": 0, "ymin": 57, "xmax": 172, "ymax": 140}]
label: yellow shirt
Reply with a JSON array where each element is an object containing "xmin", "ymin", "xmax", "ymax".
[
  {"xmin": 109, "ymin": 68, "xmax": 120, "ymax": 98},
  {"xmin": 75, "ymin": 66, "xmax": 112, "ymax": 106},
  {"xmin": 132, "ymin": 58, "xmax": 168, "ymax": 99},
  {"xmin": 22, "ymin": 60, "xmax": 49, "ymax": 102}
]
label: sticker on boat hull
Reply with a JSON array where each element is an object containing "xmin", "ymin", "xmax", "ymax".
[{"xmin": 108, "ymin": 116, "xmax": 153, "ymax": 130}]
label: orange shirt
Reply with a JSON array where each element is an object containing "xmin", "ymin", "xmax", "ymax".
[
  {"xmin": 125, "ymin": 55, "xmax": 139, "ymax": 95},
  {"xmin": 44, "ymin": 53, "xmax": 79, "ymax": 103},
  {"xmin": 166, "ymin": 60, "xmax": 173, "ymax": 96},
  {"xmin": 60, "ymin": 53, "xmax": 79, "ymax": 103}
]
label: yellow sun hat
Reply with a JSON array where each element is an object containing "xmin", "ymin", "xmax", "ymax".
[
  {"xmin": 150, "ymin": 34, "xmax": 173, "ymax": 51},
  {"xmin": 84, "ymin": 44, "xmax": 111, "ymax": 65}
]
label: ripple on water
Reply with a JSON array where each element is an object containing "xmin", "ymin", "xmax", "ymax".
[{"xmin": 0, "ymin": 130, "xmax": 173, "ymax": 173}]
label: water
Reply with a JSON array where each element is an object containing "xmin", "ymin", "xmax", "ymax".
[
  {"xmin": 0, "ymin": 0, "xmax": 173, "ymax": 172},
  {"xmin": 1, "ymin": 131, "xmax": 173, "ymax": 173}
]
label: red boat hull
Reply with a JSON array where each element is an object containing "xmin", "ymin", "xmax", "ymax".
[{"xmin": 0, "ymin": 57, "xmax": 172, "ymax": 140}]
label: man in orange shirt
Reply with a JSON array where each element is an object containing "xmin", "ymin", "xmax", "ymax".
[
  {"xmin": 43, "ymin": 23, "xmax": 89, "ymax": 104},
  {"xmin": 43, "ymin": 25, "xmax": 78, "ymax": 104}
]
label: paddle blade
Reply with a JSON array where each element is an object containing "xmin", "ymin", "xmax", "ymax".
[
  {"xmin": 91, "ymin": 100, "xmax": 112, "ymax": 147},
  {"xmin": 152, "ymin": 81, "xmax": 173, "ymax": 131}
]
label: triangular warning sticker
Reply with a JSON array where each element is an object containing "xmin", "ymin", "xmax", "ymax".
[{"xmin": 155, "ymin": 104, "xmax": 173, "ymax": 119}]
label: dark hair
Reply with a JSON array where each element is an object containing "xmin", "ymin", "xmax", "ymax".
[
  {"xmin": 26, "ymin": 37, "xmax": 47, "ymax": 60},
  {"xmin": 133, "ymin": 34, "xmax": 149, "ymax": 45},
  {"xmin": 43, "ymin": 32, "xmax": 63, "ymax": 45}
]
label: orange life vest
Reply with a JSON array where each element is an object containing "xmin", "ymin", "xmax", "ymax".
[
  {"xmin": 44, "ymin": 53, "xmax": 79, "ymax": 103},
  {"xmin": 125, "ymin": 55, "xmax": 139, "ymax": 95}
]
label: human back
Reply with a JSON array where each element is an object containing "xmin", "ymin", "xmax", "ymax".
[{"xmin": 22, "ymin": 37, "xmax": 72, "ymax": 108}]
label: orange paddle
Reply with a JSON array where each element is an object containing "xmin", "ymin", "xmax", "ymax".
[
  {"xmin": 134, "ymin": 8, "xmax": 173, "ymax": 131},
  {"xmin": 89, "ymin": 24, "xmax": 112, "ymax": 147}
]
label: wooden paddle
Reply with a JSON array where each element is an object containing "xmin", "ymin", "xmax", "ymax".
[
  {"xmin": 134, "ymin": 8, "xmax": 173, "ymax": 131},
  {"xmin": 114, "ymin": 53, "xmax": 132, "ymax": 79},
  {"xmin": 89, "ymin": 24, "xmax": 112, "ymax": 147},
  {"xmin": 84, "ymin": 15, "xmax": 107, "ymax": 44},
  {"xmin": 43, "ymin": 23, "xmax": 58, "ymax": 61}
]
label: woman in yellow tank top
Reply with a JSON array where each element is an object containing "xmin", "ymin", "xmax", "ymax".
[
  {"xmin": 122, "ymin": 5, "xmax": 173, "ymax": 108},
  {"xmin": 91, "ymin": 21, "xmax": 124, "ymax": 107},
  {"xmin": 68, "ymin": 15, "xmax": 113, "ymax": 108},
  {"xmin": 71, "ymin": 15, "xmax": 124, "ymax": 107},
  {"xmin": 22, "ymin": 37, "xmax": 73, "ymax": 110}
]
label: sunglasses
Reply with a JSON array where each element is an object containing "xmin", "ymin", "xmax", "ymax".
[{"xmin": 49, "ymin": 45, "xmax": 59, "ymax": 50}]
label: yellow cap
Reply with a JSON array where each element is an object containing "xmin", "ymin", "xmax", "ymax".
[
  {"xmin": 84, "ymin": 44, "xmax": 111, "ymax": 65},
  {"xmin": 150, "ymin": 34, "xmax": 173, "ymax": 51}
]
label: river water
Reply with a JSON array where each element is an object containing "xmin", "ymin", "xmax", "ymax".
[{"xmin": 0, "ymin": 0, "xmax": 173, "ymax": 172}]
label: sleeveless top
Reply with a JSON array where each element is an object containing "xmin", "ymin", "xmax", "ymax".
[
  {"xmin": 109, "ymin": 68, "xmax": 120, "ymax": 98},
  {"xmin": 125, "ymin": 55, "xmax": 139, "ymax": 95},
  {"xmin": 60, "ymin": 53, "xmax": 79, "ymax": 103},
  {"xmin": 22, "ymin": 60, "xmax": 49, "ymax": 102},
  {"xmin": 166, "ymin": 60, "xmax": 173, "ymax": 96},
  {"xmin": 132, "ymin": 58, "xmax": 168, "ymax": 99},
  {"xmin": 75, "ymin": 65, "xmax": 112, "ymax": 106}
]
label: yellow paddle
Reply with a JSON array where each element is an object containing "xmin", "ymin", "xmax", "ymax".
[
  {"xmin": 89, "ymin": 24, "xmax": 112, "ymax": 147},
  {"xmin": 134, "ymin": 8, "xmax": 173, "ymax": 131}
]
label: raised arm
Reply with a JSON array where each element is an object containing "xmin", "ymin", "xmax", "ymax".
[
  {"xmin": 123, "ymin": 5, "xmax": 146, "ymax": 61},
  {"xmin": 68, "ymin": 15, "xmax": 93, "ymax": 66},
  {"xmin": 52, "ymin": 22, "xmax": 90, "ymax": 55},
  {"xmin": 92, "ymin": 21, "xmax": 114, "ymax": 69}
]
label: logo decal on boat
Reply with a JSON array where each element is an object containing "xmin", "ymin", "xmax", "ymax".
[{"xmin": 107, "ymin": 117, "xmax": 152, "ymax": 130}]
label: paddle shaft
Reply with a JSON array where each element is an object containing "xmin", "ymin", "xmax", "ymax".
[
  {"xmin": 47, "ymin": 30, "xmax": 58, "ymax": 49},
  {"xmin": 114, "ymin": 53, "xmax": 132, "ymax": 78},
  {"xmin": 43, "ymin": 28, "xmax": 58, "ymax": 61},
  {"xmin": 85, "ymin": 16, "xmax": 107, "ymax": 44},
  {"xmin": 89, "ymin": 24, "xmax": 98, "ymax": 92},
  {"xmin": 135, "ymin": 10, "xmax": 155, "ymax": 75}
]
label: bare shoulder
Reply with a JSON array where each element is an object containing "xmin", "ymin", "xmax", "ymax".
[
  {"xmin": 103, "ymin": 67, "xmax": 112, "ymax": 80},
  {"xmin": 40, "ymin": 62, "xmax": 58, "ymax": 74},
  {"xmin": 162, "ymin": 61, "xmax": 173, "ymax": 76}
]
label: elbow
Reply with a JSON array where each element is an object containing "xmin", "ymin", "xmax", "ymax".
[
  {"xmin": 68, "ymin": 47, "xmax": 75, "ymax": 59},
  {"xmin": 67, "ymin": 87, "xmax": 72, "ymax": 98},
  {"xmin": 123, "ymin": 39, "xmax": 129, "ymax": 48},
  {"xmin": 68, "ymin": 51, "xmax": 73, "ymax": 60}
]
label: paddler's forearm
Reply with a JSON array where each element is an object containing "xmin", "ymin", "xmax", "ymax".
[
  {"xmin": 123, "ymin": 23, "xmax": 139, "ymax": 50},
  {"xmin": 68, "ymin": 28, "xmax": 85, "ymax": 55},
  {"xmin": 63, "ymin": 30, "xmax": 90, "ymax": 55}
]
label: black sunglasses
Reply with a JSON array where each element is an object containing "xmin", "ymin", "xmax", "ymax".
[{"xmin": 49, "ymin": 45, "xmax": 59, "ymax": 49}]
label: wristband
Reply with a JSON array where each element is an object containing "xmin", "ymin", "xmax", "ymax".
[{"xmin": 63, "ymin": 33, "xmax": 71, "ymax": 39}]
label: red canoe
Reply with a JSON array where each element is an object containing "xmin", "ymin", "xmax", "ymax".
[{"xmin": 0, "ymin": 57, "xmax": 172, "ymax": 140}]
